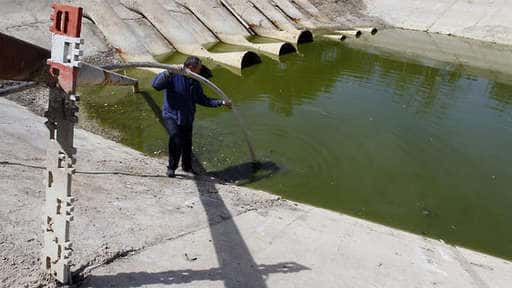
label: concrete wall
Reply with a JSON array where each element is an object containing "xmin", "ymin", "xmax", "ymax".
[
  {"xmin": 365, "ymin": 0, "xmax": 512, "ymax": 45},
  {"xmin": 344, "ymin": 28, "xmax": 512, "ymax": 84}
]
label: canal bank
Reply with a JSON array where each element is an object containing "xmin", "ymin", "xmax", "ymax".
[
  {"xmin": 2, "ymin": 0, "xmax": 512, "ymax": 65},
  {"xmin": 76, "ymin": 32, "xmax": 512, "ymax": 262},
  {"xmin": 1, "ymin": 97, "xmax": 511, "ymax": 287},
  {"xmin": 1, "ymin": 1, "xmax": 512, "ymax": 287},
  {"xmin": 364, "ymin": 0, "xmax": 512, "ymax": 45}
]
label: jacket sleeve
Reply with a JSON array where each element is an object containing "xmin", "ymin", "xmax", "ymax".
[
  {"xmin": 195, "ymin": 84, "xmax": 223, "ymax": 108},
  {"xmin": 151, "ymin": 71, "xmax": 171, "ymax": 91}
]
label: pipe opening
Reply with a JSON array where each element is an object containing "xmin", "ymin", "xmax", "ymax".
[
  {"xmin": 297, "ymin": 30, "xmax": 314, "ymax": 44},
  {"xmin": 340, "ymin": 35, "xmax": 347, "ymax": 41},
  {"xmin": 241, "ymin": 51, "xmax": 262, "ymax": 68},
  {"xmin": 279, "ymin": 43, "xmax": 297, "ymax": 55},
  {"xmin": 370, "ymin": 28, "xmax": 378, "ymax": 35},
  {"xmin": 355, "ymin": 31, "xmax": 362, "ymax": 38}
]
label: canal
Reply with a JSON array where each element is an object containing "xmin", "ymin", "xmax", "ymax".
[{"xmin": 80, "ymin": 30, "xmax": 512, "ymax": 260}]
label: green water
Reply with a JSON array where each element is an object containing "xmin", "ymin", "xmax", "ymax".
[{"xmin": 80, "ymin": 34, "xmax": 512, "ymax": 260}]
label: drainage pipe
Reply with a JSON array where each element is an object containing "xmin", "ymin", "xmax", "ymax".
[
  {"xmin": 336, "ymin": 30, "xmax": 362, "ymax": 39},
  {"xmin": 179, "ymin": 0, "xmax": 296, "ymax": 56},
  {"xmin": 220, "ymin": 0, "xmax": 313, "ymax": 44},
  {"xmin": 121, "ymin": 0, "xmax": 261, "ymax": 69},
  {"xmin": 356, "ymin": 27, "xmax": 379, "ymax": 36},
  {"xmin": 101, "ymin": 61, "xmax": 257, "ymax": 163},
  {"xmin": 323, "ymin": 34, "xmax": 347, "ymax": 42}
]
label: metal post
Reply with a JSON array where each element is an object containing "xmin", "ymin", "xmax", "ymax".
[{"xmin": 42, "ymin": 4, "xmax": 83, "ymax": 284}]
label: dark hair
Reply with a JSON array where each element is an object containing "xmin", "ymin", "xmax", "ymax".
[{"xmin": 184, "ymin": 56, "xmax": 201, "ymax": 68}]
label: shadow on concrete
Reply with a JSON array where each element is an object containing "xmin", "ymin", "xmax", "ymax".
[
  {"xmin": 187, "ymin": 155, "xmax": 273, "ymax": 287},
  {"xmin": 80, "ymin": 89, "xmax": 308, "ymax": 287},
  {"xmin": 83, "ymin": 262, "xmax": 309, "ymax": 287}
]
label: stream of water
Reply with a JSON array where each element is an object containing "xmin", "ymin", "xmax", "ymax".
[{"xmin": 80, "ymin": 30, "xmax": 512, "ymax": 260}]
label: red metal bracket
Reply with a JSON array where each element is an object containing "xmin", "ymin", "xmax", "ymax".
[
  {"xmin": 50, "ymin": 4, "xmax": 83, "ymax": 38},
  {"xmin": 47, "ymin": 60, "xmax": 78, "ymax": 94}
]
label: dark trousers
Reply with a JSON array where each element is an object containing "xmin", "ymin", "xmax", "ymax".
[{"xmin": 164, "ymin": 117, "xmax": 193, "ymax": 171}]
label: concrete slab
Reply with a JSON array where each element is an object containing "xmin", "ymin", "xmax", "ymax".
[
  {"xmin": 364, "ymin": 0, "xmax": 512, "ymax": 45},
  {"xmin": 83, "ymin": 198, "xmax": 512, "ymax": 288},
  {"xmin": 109, "ymin": 0, "xmax": 175, "ymax": 56}
]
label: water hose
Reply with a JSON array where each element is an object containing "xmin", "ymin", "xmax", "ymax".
[{"xmin": 100, "ymin": 62, "xmax": 258, "ymax": 166}]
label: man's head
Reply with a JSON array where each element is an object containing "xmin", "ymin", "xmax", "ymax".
[{"xmin": 184, "ymin": 56, "xmax": 202, "ymax": 74}]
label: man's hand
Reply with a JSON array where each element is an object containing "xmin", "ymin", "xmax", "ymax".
[{"xmin": 222, "ymin": 100, "xmax": 233, "ymax": 109}]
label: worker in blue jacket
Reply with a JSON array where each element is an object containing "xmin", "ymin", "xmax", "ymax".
[{"xmin": 152, "ymin": 56, "xmax": 231, "ymax": 177}]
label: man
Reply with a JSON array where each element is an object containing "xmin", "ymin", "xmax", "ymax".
[{"xmin": 151, "ymin": 56, "xmax": 231, "ymax": 177}]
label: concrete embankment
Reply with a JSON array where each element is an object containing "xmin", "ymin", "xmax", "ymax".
[
  {"xmin": 176, "ymin": 0, "xmax": 296, "ymax": 56},
  {"xmin": 364, "ymin": 0, "xmax": 512, "ymax": 45},
  {"xmin": 1, "ymin": 97, "xmax": 511, "ymax": 287},
  {"xmin": 3, "ymin": 0, "xmax": 512, "ymax": 71},
  {"xmin": 0, "ymin": 0, "xmax": 325, "ymax": 69},
  {"xmin": 223, "ymin": 0, "xmax": 314, "ymax": 44},
  {"xmin": 74, "ymin": 0, "xmax": 156, "ymax": 62},
  {"xmin": 120, "ymin": 0, "xmax": 261, "ymax": 69},
  {"xmin": 343, "ymin": 28, "xmax": 512, "ymax": 84}
]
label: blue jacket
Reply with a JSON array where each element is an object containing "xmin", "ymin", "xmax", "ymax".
[{"xmin": 151, "ymin": 71, "xmax": 223, "ymax": 125}]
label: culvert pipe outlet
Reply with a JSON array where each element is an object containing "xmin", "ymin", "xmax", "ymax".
[
  {"xmin": 220, "ymin": 35, "xmax": 296, "ymax": 56},
  {"xmin": 356, "ymin": 27, "xmax": 379, "ymax": 36},
  {"xmin": 236, "ymin": 39, "xmax": 297, "ymax": 56},
  {"xmin": 121, "ymin": 0, "xmax": 261, "ymax": 69},
  {"xmin": 254, "ymin": 42, "xmax": 297, "ymax": 56},
  {"xmin": 297, "ymin": 30, "xmax": 314, "ymax": 43},
  {"xmin": 336, "ymin": 30, "xmax": 362, "ymax": 39},
  {"xmin": 220, "ymin": 0, "xmax": 313, "ymax": 45},
  {"xmin": 197, "ymin": 49, "xmax": 261, "ymax": 69},
  {"xmin": 174, "ymin": 0, "xmax": 297, "ymax": 57},
  {"xmin": 323, "ymin": 34, "xmax": 347, "ymax": 42}
]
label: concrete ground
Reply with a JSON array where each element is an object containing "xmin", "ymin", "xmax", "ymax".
[{"xmin": 1, "ymin": 97, "xmax": 511, "ymax": 287}]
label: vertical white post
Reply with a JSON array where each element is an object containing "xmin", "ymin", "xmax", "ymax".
[{"xmin": 42, "ymin": 4, "xmax": 83, "ymax": 284}]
